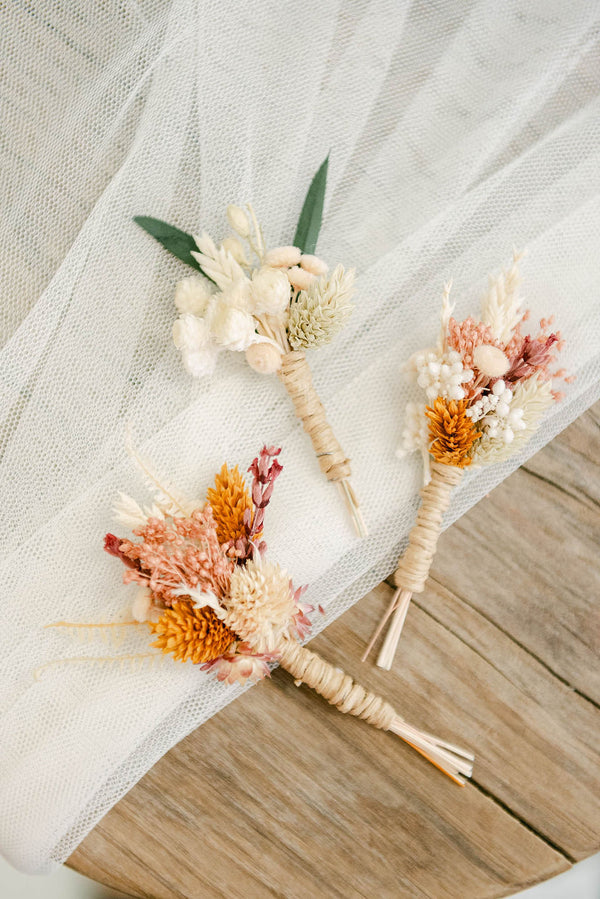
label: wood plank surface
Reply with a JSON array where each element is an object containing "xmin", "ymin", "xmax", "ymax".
[{"xmin": 70, "ymin": 404, "xmax": 600, "ymax": 898}]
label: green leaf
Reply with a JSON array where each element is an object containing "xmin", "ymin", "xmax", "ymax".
[
  {"xmin": 293, "ymin": 154, "xmax": 329, "ymax": 255},
  {"xmin": 133, "ymin": 216, "xmax": 206, "ymax": 274}
]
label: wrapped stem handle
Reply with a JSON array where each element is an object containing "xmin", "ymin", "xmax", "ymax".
[
  {"xmin": 393, "ymin": 462, "xmax": 463, "ymax": 593},
  {"xmin": 279, "ymin": 350, "xmax": 351, "ymax": 481},
  {"xmin": 278, "ymin": 639, "xmax": 473, "ymax": 783},
  {"xmin": 279, "ymin": 350, "xmax": 367, "ymax": 536}
]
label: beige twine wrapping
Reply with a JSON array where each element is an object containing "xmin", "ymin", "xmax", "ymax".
[
  {"xmin": 394, "ymin": 462, "xmax": 463, "ymax": 593},
  {"xmin": 279, "ymin": 350, "xmax": 352, "ymax": 482},
  {"xmin": 278, "ymin": 639, "xmax": 396, "ymax": 731}
]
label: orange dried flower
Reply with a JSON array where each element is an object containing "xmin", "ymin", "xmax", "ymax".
[
  {"xmin": 150, "ymin": 600, "xmax": 236, "ymax": 664},
  {"xmin": 207, "ymin": 463, "xmax": 252, "ymax": 545},
  {"xmin": 426, "ymin": 397, "xmax": 481, "ymax": 468}
]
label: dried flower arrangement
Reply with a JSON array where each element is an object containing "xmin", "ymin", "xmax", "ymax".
[
  {"xmin": 364, "ymin": 253, "xmax": 570, "ymax": 670},
  {"xmin": 134, "ymin": 157, "xmax": 366, "ymax": 537},
  {"xmin": 45, "ymin": 445, "xmax": 473, "ymax": 784}
]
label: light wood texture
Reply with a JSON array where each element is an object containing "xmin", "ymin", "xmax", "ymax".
[{"xmin": 70, "ymin": 405, "xmax": 600, "ymax": 898}]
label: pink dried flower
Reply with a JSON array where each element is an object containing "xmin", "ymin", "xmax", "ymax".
[
  {"xmin": 118, "ymin": 507, "xmax": 235, "ymax": 606},
  {"xmin": 504, "ymin": 333, "xmax": 560, "ymax": 384},
  {"xmin": 448, "ymin": 317, "xmax": 501, "ymax": 370},
  {"xmin": 246, "ymin": 445, "xmax": 283, "ymax": 543},
  {"xmin": 201, "ymin": 642, "xmax": 275, "ymax": 685}
]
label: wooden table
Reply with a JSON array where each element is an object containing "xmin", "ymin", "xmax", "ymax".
[{"xmin": 70, "ymin": 405, "xmax": 600, "ymax": 899}]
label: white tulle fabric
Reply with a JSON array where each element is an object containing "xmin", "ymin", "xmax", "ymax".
[{"xmin": 1, "ymin": 0, "xmax": 599, "ymax": 874}]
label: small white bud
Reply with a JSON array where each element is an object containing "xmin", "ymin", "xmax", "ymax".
[
  {"xmin": 264, "ymin": 246, "xmax": 302, "ymax": 268},
  {"xmin": 473, "ymin": 344, "xmax": 510, "ymax": 378},
  {"xmin": 492, "ymin": 379, "xmax": 506, "ymax": 396},
  {"xmin": 299, "ymin": 254, "xmax": 328, "ymax": 276},
  {"xmin": 496, "ymin": 401, "xmax": 510, "ymax": 417},
  {"xmin": 245, "ymin": 341, "xmax": 282, "ymax": 374},
  {"xmin": 504, "ymin": 427, "xmax": 514, "ymax": 444},
  {"xmin": 226, "ymin": 204, "xmax": 250, "ymax": 238},
  {"xmin": 428, "ymin": 361, "xmax": 441, "ymax": 376},
  {"xmin": 287, "ymin": 266, "xmax": 315, "ymax": 291}
]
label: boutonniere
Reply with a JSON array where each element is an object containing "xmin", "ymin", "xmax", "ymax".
[
  {"xmin": 134, "ymin": 157, "xmax": 366, "ymax": 537},
  {"xmin": 364, "ymin": 253, "xmax": 570, "ymax": 669},
  {"xmin": 44, "ymin": 445, "xmax": 473, "ymax": 785}
]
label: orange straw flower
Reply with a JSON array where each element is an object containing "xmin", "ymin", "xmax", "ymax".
[{"xmin": 425, "ymin": 397, "xmax": 481, "ymax": 468}]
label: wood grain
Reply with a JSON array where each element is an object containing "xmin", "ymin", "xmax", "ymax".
[{"xmin": 70, "ymin": 405, "xmax": 600, "ymax": 899}]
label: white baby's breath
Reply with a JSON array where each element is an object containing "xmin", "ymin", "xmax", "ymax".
[{"xmin": 409, "ymin": 348, "xmax": 472, "ymax": 402}]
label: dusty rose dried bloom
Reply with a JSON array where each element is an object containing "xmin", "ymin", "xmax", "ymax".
[
  {"xmin": 119, "ymin": 507, "xmax": 235, "ymax": 606},
  {"xmin": 245, "ymin": 445, "xmax": 283, "ymax": 544},
  {"xmin": 504, "ymin": 333, "xmax": 560, "ymax": 384}
]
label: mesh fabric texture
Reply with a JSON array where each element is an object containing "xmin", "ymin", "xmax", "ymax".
[{"xmin": 1, "ymin": 0, "xmax": 599, "ymax": 873}]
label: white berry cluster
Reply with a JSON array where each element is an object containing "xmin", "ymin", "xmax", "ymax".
[
  {"xmin": 410, "ymin": 348, "xmax": 473, "ymax": 401},
  {"xmin": 468, "ymin": 379, "xmax": 526, "ymax": 445},
  {"xmin": 397, "ymin": 402, "xmax": 429, "ymax": 456}
]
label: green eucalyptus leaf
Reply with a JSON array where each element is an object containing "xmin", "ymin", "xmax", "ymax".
[
  {"xmin": 293, "ymin": 154, "xmax": 329, "ymax": 255},
  {"xmin": 133, "ymin": 216, "xmax": 206, "ymax": 274}
]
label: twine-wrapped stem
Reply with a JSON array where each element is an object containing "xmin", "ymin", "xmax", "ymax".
[
  {"xmin": 278, "ymin": 638, "xmax": 473, "ymax": 783},
  {"xmin": 278, "ymin": 350, "xmax": 367, "ymax": 537},
  {"xmin": 365, "ymin": 463, "xmax": 463, "ymax": 669}
]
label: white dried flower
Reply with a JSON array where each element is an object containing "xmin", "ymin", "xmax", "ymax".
[
  {"xmin": 264, "ymin": 246, "xmax": 302, "ymax": 268},
  {"xmin": 174, "ymin": 276, "xmax": 212, "ymax": 315},
  {"xmin": 245, "ymin": 341, "xmax": 282, "ymax": 374},
  {"xmin": 226, "ymin": 204, "xmax": 250, "ymax": 238},
  {"xmin": 299, "ymin": 254, "xmax": 328, "ymax": 276},
  {"xmin": 181, "ymin": 345, "xmax": 220, "ymax": 378},
  {"xmin": 472, "ymin": 344, "xmax": 510, "ymax": 378},
  {"xmin": 224, "ymin": 559, "xmax": 295, "ymax": 653},
  {"xmin": 250, "ymin": 266, "xmax": 291, "ymax": 315},
  {"xmin": 219, "ymin": 278, "xmax": 253, "ymax": 312},
  {"xmin": 287, "ymin": 265, "xmax": 315, "ymax": 291},
  {"xmin": 207, "ymin": 300, "xmax": 257, "ymax": 351},
  {"xmin": 221, "ymin": 236, "xmax": 249, "ymax": 266},
  {"xmin": 287, "ymin": 264, "xmax": 354, "ymax": 349},
  {"xmin": 172, "ymin": 313, "xmax": 212, "ymax": 352},
  {"xmin": 409, "ymin": 348, "xmax": 473, "ymax": 402}
]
